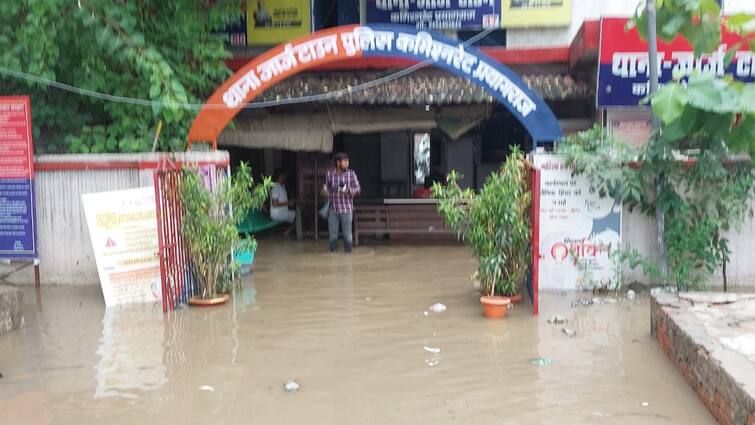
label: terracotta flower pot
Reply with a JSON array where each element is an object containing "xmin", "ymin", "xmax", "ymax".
[
  {"xmin": 480, "ymin": 296, "xmax": 511, "ymax": 319},
  {"xmin": 188, "ymin": 293, "xmax": 230, "ymax": 307}
]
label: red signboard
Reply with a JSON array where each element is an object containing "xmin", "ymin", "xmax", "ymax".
[
  {"xmin": 598, "ymin": 17, "xmax": 754, "ymax": 107},
  {"xmin": 0, "ymin": 96, "xmax": 38, "ymax": 259},
  {"xmin": 0, "ymin": 97, "xmax": 34, "ymax": 179}
]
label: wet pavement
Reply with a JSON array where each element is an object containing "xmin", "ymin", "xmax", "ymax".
[{"xmin": 0, "ymin": 241, "xmax": 715, "ymax": 424}]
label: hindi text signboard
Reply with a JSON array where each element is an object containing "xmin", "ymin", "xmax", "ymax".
[
  {"xmin": 82, "ymin": 187, "xmax": 161, "ymax": 307},
  {"xmin": 0, "ymin": 96, "xmax": 38, "ymax": 260},
  {"xmin": 535, "ymin": 154, "xmax": 622, "ymax": 290},
  {"xmin": 598, "ymin": 17, "xmax": 754, "ymax": 107},
  {"xmin": 365, "ymin": 0, "xmax": 500, "ymax": 30}
]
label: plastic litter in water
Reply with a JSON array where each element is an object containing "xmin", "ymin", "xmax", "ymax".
[
  {"xmin": 283, "ymin": 380, "xmax": 300, "ymax": 392},
  {"xmin": 562, "ymin": 328, "xmax": 577, "ymax": 338},
  {"xmin": 424, "ymin": 346, "xmax": 441, "ymax": 354},
  {"xmin": 198, "ymin": 385, "xmax": 215, "ymax": 392},
  {"xmin": 423, "ymin": 311, "xmax": 429, "ymax": 316},
  {"xmin": 642, "ymin": 402, "xmax": 649, "ymax": 407},
  {"xmin": 547, "ymin": 315, "xmax": 567, "ymax": 324},
  {"xmin": 530, "ymin": 357, "xmax": 553, "ymax": 366},
  {"xmin": 429, "ymin": 303, "xmax": 447, "ymax": 314},
  {"xmin": 627, "ymin": 290, "xmax": 636, "ymax": 301}
]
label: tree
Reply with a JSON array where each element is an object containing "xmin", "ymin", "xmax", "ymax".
[
  {"xmin": 559, "ymin": 1, "xmax": 755, "ymax": 290},
  {"xmin": 0, "ymin": 0, "xmax": 242, "ymax": 153}
]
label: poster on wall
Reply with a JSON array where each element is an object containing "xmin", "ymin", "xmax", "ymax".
[
  {"xmin": 501, "ymin": 0, "xmax": 571, "ymax": 28},
  {"xmin": 365, "ymin": 0, "xmax": 500, "ymax": 30},
  {"xmin": 534, "ymin": 154, "xmax": 622, "ymax": 291},
  {"xmin": 597, "ymin": 17, "xmax": 754, "ymax": 107},
  {"xmin": 0, "ymin": 96, "xmax": 38, "ymax": 260},
  {"xmin": 82, "ymin": 187, "xmax": 161, "ymax": 307},
  {"xmin": 607, "ymin": 109, "xmax": 652, "ymax": 148},
  {"xmin": 246, "ymin": 0, "xmax": 311, "ymax": 45}
]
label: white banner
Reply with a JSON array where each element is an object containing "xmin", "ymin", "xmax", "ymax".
[
  {"xmin": 534, "ymin": 154, "xmax": 622, "ymax": 290},
  {"xmin": 82, "ymin": 187, "xmax": 161, "ymax": 307}
]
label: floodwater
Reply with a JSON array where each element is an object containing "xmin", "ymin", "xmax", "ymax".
[{"xmin": 0, "ymin": 241, "xmax": 715, "ymax": 425}]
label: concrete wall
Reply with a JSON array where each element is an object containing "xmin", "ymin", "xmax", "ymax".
[
  {"xmin": 622, "ymin": 200, "xmax": 755, "ymax": 288},
  {"xmin": 1, "ymin": 151, "xmax": 229, "ymax": 286}
]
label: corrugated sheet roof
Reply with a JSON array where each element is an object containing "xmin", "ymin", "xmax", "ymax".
[{"xmin": 257, "ymin": 70, "xmax": 593, "ymax": 106}]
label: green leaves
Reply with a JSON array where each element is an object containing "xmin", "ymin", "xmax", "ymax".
[
  {"xmin": 433, "ymin": 148, "xmax": 531, "ymax": 297},
  {"xmin": 652, "ymin": 83, "xmax": 689, "ymax": 125},
  {"xmin": 0, "ymin": 0, "xmax": 237, "ymax": 153}
]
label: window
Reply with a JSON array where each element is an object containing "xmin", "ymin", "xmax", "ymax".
[{"xmin": 413, "ymin": 133, "xmax": 431, "ymax": 186}]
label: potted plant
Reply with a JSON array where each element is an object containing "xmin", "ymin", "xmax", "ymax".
[
  {"xmin": 180, "ymin": 162, "xmax": 271, "ymax": 306},
  {"xmin": 432, "ymin": 147, "xmax": 531, "ymax": 319}
]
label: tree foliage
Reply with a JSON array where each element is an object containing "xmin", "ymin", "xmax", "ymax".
[
  {"xmin": 559, "ymin": 0, "xmax": 755, "ymax": 290},
  {"xmin": 432, "ymin": 147, "xmax": 531, "ymax": 297},
  {"xmin": 0, "ymin": 0, "xmax": 241, "ymax": 153},
  {"xmin": 180, "ymin": 163, "xmax": 272, "ymax": 299}
]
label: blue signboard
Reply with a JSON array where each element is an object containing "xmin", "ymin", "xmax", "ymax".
[
  {"xmin": 365, "ymin": 0, "xmax": 500, "ymax": 30},
  {"xmin": 0, "ymin": 96, "xmax": 38, "ymax": 260}
]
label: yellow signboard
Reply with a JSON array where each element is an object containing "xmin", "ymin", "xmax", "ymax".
[
  {"xmin": 246, "ymin": 0, "xmax": 311, "ymax": 45},
  {"xmin": 501, "ymin": 0, "xmax": 571, "ymax": 28}
]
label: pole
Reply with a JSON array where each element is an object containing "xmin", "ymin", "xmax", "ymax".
[{"xmin": 646, "ymin": 0, "xmax": 669, "ymax": 286}]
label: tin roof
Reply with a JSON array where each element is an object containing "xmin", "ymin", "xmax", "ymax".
[{"xmin": 256, "ymin": 70, "xmax": 593, "ymax": 106}]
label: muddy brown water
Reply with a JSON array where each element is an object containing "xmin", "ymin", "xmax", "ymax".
[{"xmin": 0, "ymin": 241, "xmax": 715, "ymax": 424}]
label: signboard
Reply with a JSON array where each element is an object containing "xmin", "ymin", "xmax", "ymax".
[
  {"xmin": 246, "ymin": 0, "xmax": 311, "ymax": 45},
  {"xmin": 534, "ymin": 154, "xmax": 622, "ymax": 290},
  {"xmin": 82, "ymin": 187, "xmax": 161, "ymax": 307},
  {"xmin": 220, "ymin": 4, "xmax": 248, "ymax": 48},
  {"xmin": 501, "ymin": 0, "xmax": 571, "ymax": 28},
  {"xmin": 607, "ymin": 109, "xmax": 652, "ymax": 148},
  {"xmin": 598, "ymin": 17, "xmax": 755, "ymax": 107},
  {"xmin": 189, "ymin": 24, "xmax": 563, "ymax": 144},
  {"xmin": 365, "ymin": 0, "xmax": 500, "ymax": 30},
  {"xmin": 0, "ymin": 96, "xmax": 38, "ymax": 259}
]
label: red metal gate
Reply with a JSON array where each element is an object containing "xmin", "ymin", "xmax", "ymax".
[{"xmin": 154, "ymin": 159, "xmax": 194, "ymax": 313}]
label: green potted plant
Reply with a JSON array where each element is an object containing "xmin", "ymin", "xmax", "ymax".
[
  {"xmin": 432, "ymin": 147, "xmax": 531, "ymax": 319},
  {"xmin": 180, "ymin": 162, "xmax": 271, "ymax": 306}
]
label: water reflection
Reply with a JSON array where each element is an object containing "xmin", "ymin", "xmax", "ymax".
[{"xmin": 94, "ymin": 304, "xmax": 166, "ymax": 399}]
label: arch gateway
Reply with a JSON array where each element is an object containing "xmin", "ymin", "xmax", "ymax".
[{"xmin": 187, "ymin": 24, "xmax": 563, "ymax": 148}]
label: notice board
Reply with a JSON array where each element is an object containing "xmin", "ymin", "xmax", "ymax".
[
  {"xmin": 82, "ymin": 187, "xmax": 161, "ymax": 307},
  {"xmin": 534, "ymin": 154, "xmax": 622, "ymax": 290},
  {"xmin": 0, "ymin": 96, "xmax": 38, "ymax": 260}
]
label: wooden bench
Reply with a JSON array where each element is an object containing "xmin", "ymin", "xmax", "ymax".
[{"xmin": 354, "ymin": 200, "xmax": 451, "ymax": 246}]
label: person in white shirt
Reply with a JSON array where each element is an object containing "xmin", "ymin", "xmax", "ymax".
[{"xmin": 270, "ymin": 169, "xmax": 296, "ymax": 235}]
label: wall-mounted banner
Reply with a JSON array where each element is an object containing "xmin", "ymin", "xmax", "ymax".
[
  {"xmin": 501, "ymin": 0, "xmax": 571, "ymax": 28},
  {"xmin": 82, "ymin": 187, "xmax": 161, "ymax": 307},
  {"xmin": 246, "ymin": 0, "xmax": 311, "ymax": 45},
  {"xmin": 220, "ymin": 4, "xmax": 248, "ymax": 48},
  {"xmin": 598, "ymin": 17, "xmax": 754, "ymax": 107},
  {"xmin": 188, "ymin": 24, "xmax": 563, "ymax": 144},
  {"xmin": 365, "ymin": 0, "xmax": 500, "ymax": 30},
  {"xmin": 534, "ymin": 154, "xmax": 622, "ymax": 291},
  {"xmin": 0, "ymin": 96, "xmax": 38, "ymax": 260}
]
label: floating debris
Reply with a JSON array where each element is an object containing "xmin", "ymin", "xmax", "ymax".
[
  {"xmin": 627, "ymin": 290, "xmax": 636, "ymax": 301},
  {"xmin": 562, "ymin": 328, "xmax": 577, "ymax": 338},
  {"xmin": 198, "ymin": 385, "xmax": 215, "ymax": 392},
  {"xmin": 547, "ymin": 315, "xmax": 567, "ymax": 324},
  {"xmin": 642, "ymin": 402, "xmax": 649, "ymax": 407},
  {"xmin": 283, "ymin": 380, "xmax": 300, "ymax": 392},
  {"xmin": 365, "ymin": 296, "xmax": 372, "ymax": 301},
  {"xmin": 424, "ymin": 346, "xmax": 441, "ymax": 354},
  {"xmin": 571, "ymin": 299, "xmax": 593, "ymax": 308},
  {"xmin": 429, "ymin": 303, "xmax": 447, "ymax": 314},
  {"xmin": 530, "ymin": 357, "xmax": 553, "ymax": 366},
  {"xmin": 423, "ymin": 311, "xmax": 429, "ymax": 316}
]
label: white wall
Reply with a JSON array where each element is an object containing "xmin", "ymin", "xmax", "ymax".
[
  {"xmin": 723, "ymin": 0, "xmax": 755, "ymax": 14},
  {"xmin": 1, "ymin": 151, "xmax": 229, "ymax": 286},
  {"xmin": 506, "ymin": 0, "xmax": 755, "ymax": 48},
  {"xmin": 506, "ymin": 0, "xmax": 638, "ymax": 48}
]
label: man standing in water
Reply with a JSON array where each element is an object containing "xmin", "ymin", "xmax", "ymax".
[{"xmin": 324, "ymin": 152, "xmax": 361, "ymax": 253}]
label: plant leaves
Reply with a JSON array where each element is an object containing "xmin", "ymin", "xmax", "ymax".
[{"xmin": 652, "ymin": 83, "xmax": 689, "ymax": 125}]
